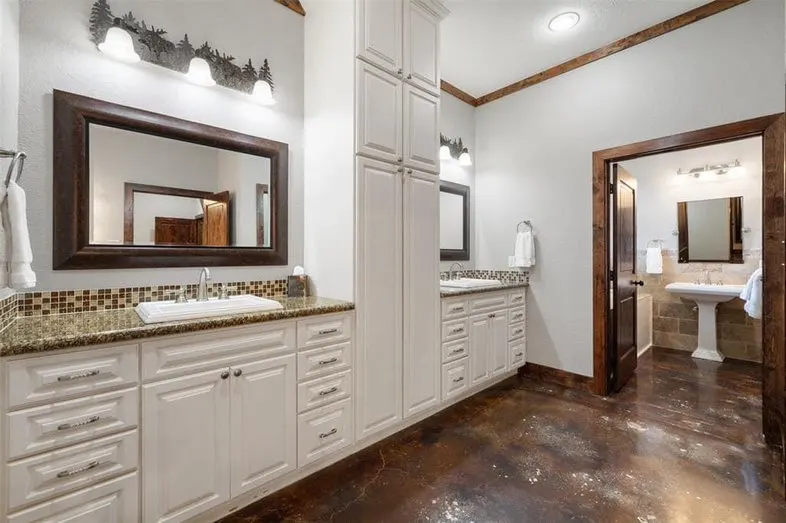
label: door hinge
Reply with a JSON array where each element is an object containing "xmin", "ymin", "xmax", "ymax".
[
  {"xmin": 609, "ymin": 269, "xmax": 615, "ymax": 282},
  {"xmin": 609, "ymin": 183, "xmax": 615, "ymax": 195}
]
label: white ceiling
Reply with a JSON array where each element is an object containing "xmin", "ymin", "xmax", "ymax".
[{"xmin": 441, "ymin": 0, "xmax": 708, "ymax": 97}]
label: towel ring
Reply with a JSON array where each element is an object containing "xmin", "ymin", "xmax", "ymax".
[
  {"xmin": 4, "ymin": 151, "xmax": 26, "ymax": 188},
  {"xmin": 646, "ymin": 239, "xmax": 663, "ymax": 248},
  {"xmin": 516, "ymin": 220, "xmax": 533, "ymax": 233}
]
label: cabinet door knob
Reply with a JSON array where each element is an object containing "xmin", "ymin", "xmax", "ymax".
[
  {"xmin": 396, "ymin": 68, "xmax": 404, "ymax": 76},
  {"xmin": 233, "ymin": 369, "xmax": 243, "ymax": 377},
  {"xmin": 406, "ymin": 73, "xmax": 412, "ymax": 80},
  {"xmin": 220, "ymin": 371, "xmax": 230, "ymax": 380}
]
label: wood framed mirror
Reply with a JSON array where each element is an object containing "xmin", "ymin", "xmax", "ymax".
[
  {"xmin": 439, "ymin": 180, "xmax": 470, "ymax": 261},
  {"xmin": 677, "ymin": 196, "xmax": 743, "ymax": 263},
  {"xmin": 53, "ymin": 90, "xmax": 288, "ymax": 269}
]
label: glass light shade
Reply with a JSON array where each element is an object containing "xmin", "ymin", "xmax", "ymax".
[
  {"xmin": 98, "ymin": 27, "xmax": 140, "ymax": 64},
  {"xmin": 186, "ymin": 58, "xmax": 216, "ymax": 87},
  {"xmin": 548, "ymin": 12, "xmax": 580, "ymax": 32},
  {"xmin": 439, "ymin": 145, "xmax": 451, "ymax": 160},
  {"xmin": 458, "ymin": 149, "xmax": 472, "ymax": 166},
  {"xmin": 251, "ymin": 80, "xmax": 276, "ymax": 105}
]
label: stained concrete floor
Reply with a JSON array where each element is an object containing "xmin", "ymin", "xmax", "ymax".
[{"xmin": 220, "ymin": 348, "xmax": 786, "ymax": 522}]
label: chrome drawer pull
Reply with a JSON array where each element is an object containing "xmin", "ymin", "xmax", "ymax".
[
  {"xmin": 56, "ymin": 460, "xmax": 100, "ymax": 479},
  {"xmin": 450, "ymin": 327, "xmax": 464, "ymax": 334},
  {"xmin": 57, "ymin": 415, "xmax": 100, "ymax": 431},
  {"xmin": 451, "ymin": 306, "xmax": 465, "ymax": 313},
  {"xmin": 318, "ymin": 327, "xmax": 339, "ymax": 335},
  {"xmin": 512, "ymin": 296, "xmax": 523, "ymax": 302},
  {"xmin": 319, "ymin": 386, "xmax": 339, "ymax": 396},
  {"xmin": 450, "ymin": 348, "xmax": 465, "ymax": 355},
  {"xmin": 515, "ymin": 352, "xmax": 524, "ymax": 358},
  {"xmin": 513, "ymin": 329, "xmax": 523, "ymax": 336},
  {"xmin": 513, "ymin": 314, "xmax": 524, "ymax": 321},
  {"xmin": 319, "ymin": 428, "xmax": 337, "ymax": 439},
  {"xmin": 318, "ymin": 357, "xmax": 338, "ymax": 365},
  {"xmin": 453, "ymin": 376, "xmax": 465, "ymax": 383},
  {"xmin": 57, "ymin": 369, "xmax": 100, "ymax": 382}
]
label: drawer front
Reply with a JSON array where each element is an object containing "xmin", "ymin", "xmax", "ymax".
[
  {"xmin": 142, "ymin": 322, "xmax": 295, "ymax": 381},
  {"xmin": 509, "ymin": 322, "xmax": 526, "ymax": 342},
  {"xmin": 509, "ymin": 306, "xmax": 526, "ymax": 325},
  {"xmin": 297, "ymin": 313, "xmax": 353, "ymax": 350},
  {"xmin": 441, "ymin": 339, "xmax": 468, "ymax": 364},
  {"xmin": 510, "ymin": 341, "xmax": 526, "ymax": 368},
  {"xmin": 442, "ymin": 318, "xmax": 469, "ymax": 342},
  {"xmin": 442, "ymin": 358, "xmax": 469, "ymax": 401},
  {"xmin": 298, "ymin": 370, "xmax": 352, "ymax": 413},
  {"xmin": 6, "ymin": 345, "xmax": 139, "ymax": 410},
  {"xmin": 6, "ymin": 387, "xmax": 138, "ymax": 461},
  {"xmin": 7, "ymin": 430, "xmax": 138, "ymax": 511},
  {"xmin": 7, "ymin": 472, "xmax": 139, "ymax": 523},
  {"xmin": 508, "ymin": 289, "xmax": 526, "ymax": 307},
  {"xmin": 441, "ymin": 298, "xmax": 469, "ymax": 320},
  {"xmin": 298, "ymin": 398, "xmax": 353, "ymax": 467},
  {"xmin": 297, "ymin": 342, "xmax": 352, "ymax": 381},
  {"xmin": 470, "ymin": 292, "xmax": 507, "ymax": 313}
]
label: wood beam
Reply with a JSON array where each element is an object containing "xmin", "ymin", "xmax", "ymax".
[
  {"xmin": 274, "ymin": 0, "xmax": 305, "ymax": 16},
  {"xmin": 440, "ymin": 80, "xmax": 479, "ymax": 107}
]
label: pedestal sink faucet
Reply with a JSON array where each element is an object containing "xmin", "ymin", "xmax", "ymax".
[{"xmin": 196, "ymin": 267, "xmax": 212, "ymax": 302}]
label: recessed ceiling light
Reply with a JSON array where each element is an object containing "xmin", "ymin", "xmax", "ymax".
[{"xmin": 548, "ymin": 12, "xmax": 580, "ymax": 33}]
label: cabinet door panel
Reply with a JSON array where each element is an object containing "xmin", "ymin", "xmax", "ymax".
[
  {"xmin": 356, "ymin": 0, "xmax": 403, "ymax": 74},
  {"xmin": 230, "ymin": 354, "xmax": 296, "ymax": 498},
  {"xmin": 142, "ymin": 370, "xmax": 230, "ymax": 523},
  {"xmin": 403, "ymin": 85, "xmax": 439, "ymax": 173},
  {"xmin": 404, "ymin": 0, "xmax": 440, "ymax": 95},
  {"xmin": 469, "ymin": 315, "xmax": 490, "ymax": 387},
  {"xmin": 490, "ymin": 311, "xmax": 509, "ymax": 376},
  {"xmin": 404, "ymin": 171, "xmax": 440, "ymax": 417},
  {"xmin": 356, "ymin": 62, "xmax": 402, "ymax": 164}
]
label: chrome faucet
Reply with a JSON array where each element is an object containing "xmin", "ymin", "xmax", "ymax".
[
  {"xmin": 448, "ymin": 262, "xmax": 464, "ymax": 281},
  {"xmin": 196, "ymin": 267, "xmax": 212, "ymax": 302},
  {"xmin": 703, "ymin": 270, "xmax": 712, "ymax": 285}
]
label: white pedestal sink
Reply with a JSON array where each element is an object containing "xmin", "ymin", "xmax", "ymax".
[{"xmin": 665, "ymin": 283, "xmax": 746, "ymax": 362}]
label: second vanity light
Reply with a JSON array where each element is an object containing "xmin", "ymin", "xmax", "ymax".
[{"xmin": 440, "ymin": 134, "xmax": 472, "ymax": 166}]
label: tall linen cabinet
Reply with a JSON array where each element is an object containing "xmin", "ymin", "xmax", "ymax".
[{"xmin": 304, "ymin": 0, "xmax": 448, "ymax": 443}]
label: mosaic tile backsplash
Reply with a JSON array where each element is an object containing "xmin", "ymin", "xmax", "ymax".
[
  {"xmin": 0, "ymin": 293, "xmax": 18, "ymax": 332},
  {"xmin": 440, "ymin": 269, "xmax": 529, "ymax": 284}
]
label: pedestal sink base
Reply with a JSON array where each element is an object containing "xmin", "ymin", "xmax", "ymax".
[
  {"xmin": 692, "ymin": 301, "xmax": 725, "ymax": 362},
  {"xmin": 692, "ymin": 347, "xmax": 725, "ymax": 362}
]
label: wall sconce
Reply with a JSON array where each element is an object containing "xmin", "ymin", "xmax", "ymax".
[
  {"xmin": 98, "ymin": 27, "xmax": 140, "ymax": 64},
  {"xmin": 440, "ymin": 134, "xmax": 472, "ymax": 166},
  {"xmin": 677, "ymin": 159, "xmax": 740, "ymax": 177}
]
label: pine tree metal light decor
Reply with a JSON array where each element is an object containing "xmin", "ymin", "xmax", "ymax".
[{"xmin": 89, "ymin": 0, "xmax": 274, "ymax": 97}]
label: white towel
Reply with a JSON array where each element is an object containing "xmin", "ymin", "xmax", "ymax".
[
  {"xmin": 6, "ymin": 181, "xmax": 35, "ymax": 289},
  {"xmin": 514, "ymin": 231, "xmax": 535, "ymax": 267},
  {"xmin": 645, "ymin": 247, "xmax": 663, "ymax": 275},
  {"xmin": 740, "ymin": 268, "xmax": 763, "ymax": 319}
]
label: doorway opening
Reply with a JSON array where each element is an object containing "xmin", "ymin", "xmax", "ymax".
[{"xmin": 592, "ymin": 114, "xmax": 785, "ymax": 446}]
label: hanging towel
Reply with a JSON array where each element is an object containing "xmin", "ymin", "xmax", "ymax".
[
  {"xmin": 740, "ymin": 268, "xmax": 763, "ymax": 320},
  {"xmin": 6, "ymin": 181, "xmax": 35, "ymax": 289},
  {"xmin": 514, "ymin": 231, "xmax": 535, "ymax": 267},
  {"xmin": 645, "ymin": 246, "xmax": 663, "ymax": 275},
  {"xmin": 0, "ymin": 186, "xmax": 8, "ymax": 288}
]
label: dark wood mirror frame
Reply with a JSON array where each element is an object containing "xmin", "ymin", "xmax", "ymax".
[
  {"xmin": 677, "ymin": 197, "xmax": 743, "ymax": 264},
  {"xmin": 53, "ymin": 89, "xmax": 288, "ymax": 270},
  {"xmin": 439, "ymin": 180, "xmax": 470, "ymax": 262}
]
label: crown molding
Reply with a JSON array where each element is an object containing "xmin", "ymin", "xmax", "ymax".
[{"xmin": 274, "ymin": 0, "xmax": 305, "ymax": 16}]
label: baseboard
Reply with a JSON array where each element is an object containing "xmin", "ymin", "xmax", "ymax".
[
  {"xmin": 518, "ymin": 362, "xmax": 594, "ymax": 393},
  {"xmin": 638, "ymin": 343, "xmax": 652, "ymax": 357}
]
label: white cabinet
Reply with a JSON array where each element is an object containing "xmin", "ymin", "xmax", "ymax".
[
  {"xmin": 356, "ymin": 0, "xmax": 403, "ymax": 75},
  {"xmin": 403, "ymin": 170, "xmax": 440, "ymax": 417},
  {"xmin": 142, "ymin": 368, "xmax": 231, "ymax": 523},
  {"xmin": 356, "ymin": 61, "xmax": 402, "ymax": 164},
  {"xmin": 404, "ymin": 0, "xmax": 441, "ymax": 95},
  {"xmin": 490, "ymin": 310, "xmax": 509, "ymax": 377},
  {"xmin": 469, "ymin": 314, "xmax": 491, "ymax": 387},
  {"xmin": 403, "ymin": 85, "xmax": 439, "ymax": 173}
]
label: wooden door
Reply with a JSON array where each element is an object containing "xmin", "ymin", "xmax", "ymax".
[
  {"xmin": 142, "ymin": 369, "xmax": 231, "ymax": 523},
  {"xmin": 356, "ymin": 61, "xmax": 403, "ymax": 164},
  {"xmin": 489, "ymin": 310, "xmax": 509, "ymax": 376},
  {"xmin": 611, "ymin": 164, "xmax": 640, "ymax": 392},
  {"xmin": 403, "ymin": 84, "xmax": 439, "ymax": 174},
  {"xmin": 356, "ymin": 0, "xmax": 403, "ymax": 75},
  {"xmin": 469, "ymin": 314, "xmax": 491, "ymax": 387},
  {"xmin": 403, "ymin": 169, "xmax": 440, "ymax": 417},
  {"xmin": 230, "ymin": 354, "xmax": 296, "ymax": 497},
  {"xmin": 403, "ymin": 0, "xmax": 440, "ymax": 95},
  {"xmin": 203, "ymin": 193, "xmax": 229, "ymax": 247},
  {"xmin": 356, "ymin": 156, "xmax": 403, "ymax": 440},
  {"xmin": 154, "ymin": 217, "xmax": 198, "ymax": 245}
]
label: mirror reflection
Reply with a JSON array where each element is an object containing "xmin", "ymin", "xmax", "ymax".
[
  {"xmin": 88, "ymin": 124, "xmax": 271, "ymax": 248},
  {"xmin": 677, "ymin": 196, "xmax": 743, "ymax": 263}
]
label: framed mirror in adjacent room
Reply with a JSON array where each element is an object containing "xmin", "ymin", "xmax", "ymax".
[
  {"xmin": 439, "ymin": 180, "xmax": 470, "ymax": 261},
  {"xmin": 677, "ymin": 196, "xmax": 743, "ymax": 263}
]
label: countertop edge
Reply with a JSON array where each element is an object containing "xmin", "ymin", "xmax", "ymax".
[{"xmin": 440, "ymin": 282, "xmax": 529, "ymax": 298}]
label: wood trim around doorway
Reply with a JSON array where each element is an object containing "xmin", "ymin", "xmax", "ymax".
[{"xmin": 591, "ymin": 114, "xmax": 785, "ymax": 444}]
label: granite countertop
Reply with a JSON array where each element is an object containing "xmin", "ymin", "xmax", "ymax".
[
  {"xmin": 440, "ymin": 281, "xmax": 528, "ymax": 298},
  {"xmin": 0, "ymin": 297, "xmax": 354, "ymax": 357}
]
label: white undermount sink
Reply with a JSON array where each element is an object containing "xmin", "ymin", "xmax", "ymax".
[
  {"xmin": 665, "ymin": 283, "xmax": 746, "ymax": 362},
  {"xmin": 135, "ymin": 295, "xmax": 283, "ymax": 324},
  {"xmin": 440, "ymin": 278, "xmax": 503, "ymax": 289}
]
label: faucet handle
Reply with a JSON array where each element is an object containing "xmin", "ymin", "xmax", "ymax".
[
  {"xmin": 219, "ymin": 284, "xmax": 236, "ymax": 300},
  {"xmin": 168, "ymin": 286, "xmax": 188, "ymax": 303}
]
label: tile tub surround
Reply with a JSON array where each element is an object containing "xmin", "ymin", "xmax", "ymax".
[
  {"xmin": 0, "ymin": 296, "xmax": 354, "ymax": 357},
  {"xmin": 641, "ymin": 250, "xmax": 761, "ymax": 362},
  {"xmin": 439, "ymin": 269, "xmax": 529, "ymax": 284}
]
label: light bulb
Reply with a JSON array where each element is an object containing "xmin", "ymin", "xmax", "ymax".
[
  {"xmin": 548, "ymin": 12, "xmax": 580, "ymax": 33},
  {"xmin": 186, "ymin": 57, "xmax": 216, "ymax": 87},
  {"xmin": 251, "ymin": 80, "xmax": 276, "ymax": 105},
  {"xmin": 98, "ymin": 27, "xmax": 140, "ymax": 64},
  {"xmin": 439, "ymin": 145, "xmax": 451, "ymax": 161},
  {"xmin": 458, "ymin": 148, "xmax": 472, "ymax": 166}
]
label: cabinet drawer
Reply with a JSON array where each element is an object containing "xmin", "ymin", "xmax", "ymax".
[
  {"xmin": 6, "ymin": 387, "xmax": 138, "ymax": 461},
  {"xmin": 470, "ymin": 293, "xmax": 507, "ymax": 313},
  {"xmin": 7, "ymin": 430, "xmax": 138, "ymax": 511},
  {"xmin": 510, "ymin": 341, "xmax": 526, "ymax": 368},
  {"xmin": 6, "ymin": 345, "xmax": 139, "ymax": 410},
  {"xmin": 7, "ymin": 472, "xmax": 138, "ymax": 523},
  {"xmin": 441, "ymin": 339, "xmax": 468, "ymax": 364},
  {"xmin": 141, "ymin": 322, "xmax": 295, "ymax": 381},
  {"xmin": 297, "ymin": 313, "xmax": 353, "ymax": 350},
  {"xmin": 509, "ymin": 306, "xmax": 526, "ymax": 325},
  {"xmin": 298, "ymin": 370, "xmax": 352, "ymax": 413},
  {"xmin": 297, "ymin": 342, "xmax": 352, "ymax": 381},
  {"xmin": 442, "ymin": 318, "xmax": 469, "ymax": 342},
  {"xmin": 442, "ymin": 358, "xmax": 468, "ymax": 401},
  {"xmin": 509, "ymin": 322, "xmax": 526, "ymax": 342},
  {"xmin": 508, "ymin": 289, "xmax": 526, "ymax": 307},
  {"xmin": 298, "ymin": 398, "xmax": 353, "ymax": 467},
  {"xmin": 441, "ymin": 298, "xmax": 469, "ymax": 320}
]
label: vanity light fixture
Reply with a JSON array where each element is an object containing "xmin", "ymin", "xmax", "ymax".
[
  {"xmin": 458, "ymin": 148, "xmax": 472, "ymax": 166},
  {"xmin": 677, "ymin": 159, "xmax": 741, "ymax": 178},
  {"xmin": 440, "ymin": 134, "xmax": 472, "ymax": 166},
  {"xmin": 548, "ymin": 12, "xmax": 580, "ymax": 33},
  {"xmin": 440, "ymin": 144, "xmax": 451, "ymax": 161},
  {"xmin": 251, "ymin": 80, "xmax": 276, "ymax": 105},
  {"xmin": 97, "ymin": 27, "xmax": 140, "ymax": 64},
  {"xmin": 185, "ymin": 57, "xmax": 216, "ymax": 87}
]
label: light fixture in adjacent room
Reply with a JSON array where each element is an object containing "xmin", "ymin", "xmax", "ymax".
[
  {"xmin": 97, "ymin": 27, "xmax": 140, "ymax": 64},
  {"xmin": 677, "ymin": 159, "xmax": 741, "ymax": 177},
  {"xmin": 440, "ymin": 144, "xmax": 451, "ymax": 160},
  {"xmin": 251, "ymin": 80, "xmax": 276, "ymax": 105},
  {"xmin": 185, "ymin": 57, "xmax": 216, "ymax": 87},
  {"xmin": 458, "ymin": 148, "xmax": 472, "ymax": 166},
  {"xmin": 548, "ymin": 12, "xmax": 580, "ymax": 33}
]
